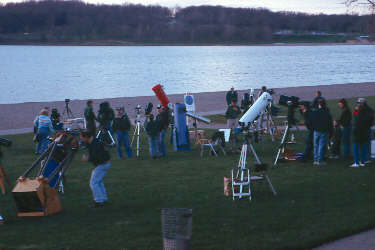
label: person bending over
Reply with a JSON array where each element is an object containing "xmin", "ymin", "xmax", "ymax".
[
  {"xmin": 338, "ymin": 98, "xmax": 352, "ymax": 158},
  {"xmin": 226, "ymin": 87, "xmax": 238, "ymax": 106},
  {"xmin": 84, "ymin": 100, "xmax": 97, "ymax": 136},
  {"xmin": 311, "ymin": 100, "xmax": 333, "ymax": 166},
  {"xmin": 80, "ymin": 130, "xmax": 111, "ymax": 208},
  {"xmin": 156, "ymin": 105, "xmax": 170, "ymax": 157},
  {"xmin": 145, "ymin": 114, "xmax": 160, "ymax": 159},
  {"xmin": 113, "ymin": 107, "xmax": 132, "ymax": 159},
  {"xmin": 33, "ymin": 109, "xmax": 55, "ymax": 154}
]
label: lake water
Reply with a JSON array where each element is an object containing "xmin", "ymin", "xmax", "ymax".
[{"xmin": 1, "ymin": 45, "xmax": 374, "ymax": 104}]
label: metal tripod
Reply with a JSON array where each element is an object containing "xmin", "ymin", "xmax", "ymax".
[
  {"xmin": 273, "ymin": 122, "xmax": 291, "ymax": 166},
  {"xmin": 62, "ymin": 100, "xmax": 74, "ymax": 119},
  {"xmin": 131, "ymin": 114, "xmax": 144, "ymax": 157}
]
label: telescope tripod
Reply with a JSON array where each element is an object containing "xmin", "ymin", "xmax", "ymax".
[
  {"xmin": 273, "ymin": 122, "xmax": 296, "ymax": 166},
  {"xmin": 232, "ymin": 132, "xmax": 277, "ymax": 200},
  {"xmin": 131, "ymin": 116, "xmax": 144, "ymax": 157},
  {"xmin": 63, "ymin": 101, "xmax": 74, "ymax": 120},
  {"xmin": 96, "ymin": 128, "xmax": 116, "ymax": 147},
  {"xmin": 0, "ymin": 165, "xmax": 11, "ymax": 195}
]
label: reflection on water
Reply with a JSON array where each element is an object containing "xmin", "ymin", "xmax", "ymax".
[{"xmin": 0, "ymin": 45, "xmax": 374, "ymax": 104}]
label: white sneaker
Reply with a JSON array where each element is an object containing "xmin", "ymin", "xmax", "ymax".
[
  {"xmin": 350, "ymin": 163, "xmax": 360, "ymax": 168},
  {"xmin": 313, "ymin": 161, "xmax": 319, "ymax": 165},
  {"xmin": 360, "ymin": 163, "xmax": 365, "ymax": 167},
  {"xmin": 365, "ymin": 160, "xmax": 372, "ymax": 164}
]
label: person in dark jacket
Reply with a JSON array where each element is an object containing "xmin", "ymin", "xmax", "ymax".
[
  {"xmin": 311, "ymin": 100, "xmax": 333, "ymax": 165},
  {"xmin": 145, "ymin": 114, "xmax": 160, "ymax": 158},
  {"xmin": 351, "ymin": 98, "xmax": 373, "ymax": 167},
  {"xmin": 97, "ymin": 102, "xmax": 115, "ymax": 134},
  {"xmin": 363, "ymin": 101, "xmax": 374, "ymax": 162},
  {"xmin": 300, "ymin": 103, "xmax": 313, "ymax": 161},
  {"xmin": 156, "ymin": 105, "xmax": 170, "ymax": 157},
  {"xmin": 338, "ymin": 98, "xmax": 352, "ymax": 158},
  {"xmin": 80, "ymin": 130, "xmax": 111, "ymax": 208},
  {"xmin": 241, "ymin": 93, "xmax": 252, "ymax": 113},
  {"xmin": 50, "ymin": 108, "xmax": 62, "ymax": 131},
  {"xmin": 329, "ymin": 120, "xmax": 342, "ymax": 159},
  {"xmin": 113, "ymin": 107, "xmax": 132, "ymax": 159},
  {"xmin": 226, "ymin": 100, "xmax": 241, "ymax": 151},
  {"xmin": 312, "ymin": 91, "xmax": 326, "ymax": 110},
  {"xmin": 84, "ymin": 100, "xmax": 97, "ymax": 136},
  {"xmin": 226, "ymin": 87, "xmax": 238, "ymax": 106}
]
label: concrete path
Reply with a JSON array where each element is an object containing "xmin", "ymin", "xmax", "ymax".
[{"xmin": 314, "ymin": 229, "xmax": 375, "ymax": 250}]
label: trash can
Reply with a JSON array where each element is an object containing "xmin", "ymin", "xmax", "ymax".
[{"xmin": 161, "ymin": 208, "xmax": 193, "ymax": 250}]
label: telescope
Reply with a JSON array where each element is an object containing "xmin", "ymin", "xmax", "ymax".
[
  {"xmin": 239, "ymin": 92, "xmax": 273, "ymax": 127},
  {"xmin": 186, "ymin": 112, "xmax": 211, "ymax": 124}
]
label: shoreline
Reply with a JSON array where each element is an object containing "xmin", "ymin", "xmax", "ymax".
[
  {"xmin": 0, "ymin": 42, "xmax": 374, "ymax": 47},
  {"xmin": 0, "ymin": 82, "xmax": 374, "ymax": 134}
]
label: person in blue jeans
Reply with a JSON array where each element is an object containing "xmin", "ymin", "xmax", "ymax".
[
  {"xmin": 338, "ymin": 99, "xmax": 352, "ymax": 158},
  {"xmin": 113, "ymin": 108, "xmax": 132, "ymax": 159},
  {"xmin": 351, "ymin": 98, "xmax": 373, "ymax": 167},
  {"xmin": 311, "ymin": 100, "xmax": 333, "ymax": 166},
  {"xmin": 156, "ymin": 105, "xmax": 170, "ymax": 157},
  {"xmin": 80, "ymin": 130, "xmax": 111, "ymax": 208},
  {"xmin": 145, "ymin": 114, "xmax": 160, "ymax": 159},
  {"xmin": 33, "ymin": 109, "xmax": 55, "ymax": 154}
]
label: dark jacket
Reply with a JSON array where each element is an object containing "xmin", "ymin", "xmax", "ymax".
[
  {"xmin": 339, "ymin": 107, "xmax": 352, "ymax": 128},
  {"xmin": 311, "ymin": 108, "xmax": 333, "ymax": 135},
  {"xmin": 312, "ymin": 96, "xmax": 326, "ymax": 110},
  {"xmin": 241, "ymin": 94, "xmax": 251, "ymax": 113},
  {"xmin": 112, "ymin": 114, "xmax": 131, "ymax": 133},
  {"xmin": 156, "ymin": 109, "xmax": 170, "ymax": 130},
  {"xmin": 97, "ymin": 105, "xmax": 114, "ymax": 127},
  {"xmin": 225, "ymin": 105, "xmax": 241, "ymax": 119},
  {"xmin": 87, "ymin": 138, "xmax": 110, "ymax": 166},
  {"xmin": 84, "ymin": 106, "xmax": 97, "ymax": 123},
  {"xmin": 353, "ymin": 108, "xmax": 372, "ymax": 144},
  {"xmin": 226, "ymin": 91, "xmax": 238, "ymax": 105},
  {"xmin": 145, "ymin": 119, "xmax": 160, "ymax": 138},
  {"xmin": 302, "ymin": 110, "xmax": 313, "ymax": 130}
]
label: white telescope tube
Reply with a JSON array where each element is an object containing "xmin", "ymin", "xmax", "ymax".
[{"xmin": 239, "ymin": 92, "xmax": 272, "ymax": 127}]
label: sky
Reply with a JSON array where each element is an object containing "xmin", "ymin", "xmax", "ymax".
[{"xmin": 1, "ymin": 0, "xmax": 370, "ymax": 14}]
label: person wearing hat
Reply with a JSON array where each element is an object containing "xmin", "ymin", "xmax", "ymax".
[
  {"xmin": 350, "ymin": 98, "xmax": 372, "ymax": 167},
  {"xmin": 226, "ymin": 87, "xmax": 238, "ymax": 106},
  {"xmin": 156, "ymin": 105, "xmax": 170, "ymax": 157},
  {"xmin": 112, "ymin": 107, "xmax": 132, "ymax": 159}
]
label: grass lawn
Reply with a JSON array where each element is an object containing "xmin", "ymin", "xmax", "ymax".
[
  {"xmin": 206, "ymin": 96, "xmax": 375, "ymax": 124},
  {"xmin": 0, "ymin": 122, "xmax": 375, "ymax": 249}
]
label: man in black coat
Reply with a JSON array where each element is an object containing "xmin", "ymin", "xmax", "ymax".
[
  {"xmin": 84, "ymin": 100, "xmax": 97, "ymax": 136},
  {"xmin": 226, "ymin": 87, "xmax": 238, "ymax": 106},
  {"xmin": 112, "ymin": 107, "xmax": 132, "ymax": 159},
  {"xmin": 156, "ymin": 105, "xmax": 170, "ymax": 157},
  {"xmin": 312, "ymin": 91, "xmax": 326, "ymax": 110}
]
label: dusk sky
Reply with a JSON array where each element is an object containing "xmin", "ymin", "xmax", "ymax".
[{"xmin": 1, "ymin": 0, "xmax": 367, "ymax": 14}]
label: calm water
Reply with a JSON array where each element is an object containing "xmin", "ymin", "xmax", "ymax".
[{"xmin": 1, "ymin": 45, "xmax": 374, "ymax": 104}]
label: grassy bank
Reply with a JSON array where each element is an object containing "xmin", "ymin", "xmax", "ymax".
[{"xmin": 0, "ymin": 113, "xmax": 375, "ymax": 248}]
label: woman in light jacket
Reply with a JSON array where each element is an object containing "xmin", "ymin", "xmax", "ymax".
[{"xmin": 34, "ymin": 109, "xmax": 55, "ymax": 154}]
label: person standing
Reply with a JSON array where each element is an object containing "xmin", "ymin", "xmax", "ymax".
[
  {"xmin": 363, "ymin": 101, "xmax": 374, "ymax": 163},
  {"xmin": 329, "ymin": 120, "xmax": 342, "ymax": 159},
  {"xmin": 84, "ymin": 100, "xmax": 97, "ymax": 136},
  {"xmin": 240, "ymin": 93, "xmax": 251, "ymax": 113},
  {"xmin": 225, "ymin": 100, "xmax": 241, "ymax": 151},
  {"xmin": 312, "ymin": 91, "xmax": 326, "ymax": 110},
  {"xmin": 351, "ymin": 98, "xmax": 372, "ymax": 167},
  {"xmin": 300, "ymin": 103, "xmax": 313, "ymax": 162},
  {"xmin": 311, "ymin": 100, "xmax": 333, "ymax": 166},
  {"xmin": 80, "ymin": 130, "xmax": 111, "ymax": 208},
  {"xmin": 97, "ymin": 102, "xmax": 115, "ymax": 135},
  {"xmin": 338, "ymin": 98, "xmax": 352, "ymax": 158},
  {"xmin": 145, "ymin": 114, "xmax": 160, "ymax": 159},
  {"xmin": 112, "ymin": 107, "xmax": 132, "ymax": 159},
  {"xmin": 33, "ymin": 109, "xmax": 55, "ymax": 154},
  {"xmin": 156, "ymin": 105, "xmax": 170, "ymax": 157},
  {"xmin": 226, "ymin": 87, "xmax": 238, "ymax": 106}
]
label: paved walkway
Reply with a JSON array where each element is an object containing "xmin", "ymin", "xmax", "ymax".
[{"xmin": 314, "ymin": 229, "xmax": 375, "ymax": 250}]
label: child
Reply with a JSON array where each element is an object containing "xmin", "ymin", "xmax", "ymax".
[{"xmin": 329, "ymin": 120, "xmax": 342, "ymax": 159}]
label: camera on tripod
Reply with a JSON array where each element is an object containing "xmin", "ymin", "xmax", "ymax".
[{"xmin": 65, "ymin": 99, "xmax": 70, "ymax": 104}]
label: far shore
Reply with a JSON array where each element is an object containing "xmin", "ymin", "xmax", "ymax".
[
  {"xmin": 0, "ymin": 42, "xmax": 374, "ymax": 47},
  {"xmin": 0, "ymin": 82, "xmax": 374, "ymax": 135}
]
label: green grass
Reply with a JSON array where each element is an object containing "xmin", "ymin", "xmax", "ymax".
[
  {"xmin": 207, "ymin": 96, "xmax": 375, "ymax": 124},
  {"xmin": 0, "ymin": 122, "xmax": 375, "ymax": 249}
]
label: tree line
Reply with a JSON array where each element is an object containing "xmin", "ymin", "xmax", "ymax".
[{"xmin": 0, "ymin": 0, "xmax": 373, "ymax": 43}]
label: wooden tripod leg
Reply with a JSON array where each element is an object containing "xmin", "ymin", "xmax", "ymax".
[
  {"xmin": 0, "ymin": 166, "xmax": 11, "ymax": 187},
  {"xmin": 0, "ymin": 172, "xmax": 5, "ymax": 195}
]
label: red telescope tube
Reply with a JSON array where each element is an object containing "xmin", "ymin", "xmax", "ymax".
[{"xmin": 152, "ymin": 84, "xmax": 170, "ymax": 108}]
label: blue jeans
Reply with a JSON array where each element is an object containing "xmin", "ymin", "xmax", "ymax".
[
  {"xmin": 353, "ymin": 143, "xmax": 368, "ymax": 164},
  {"xmin": 149, "ymin": 136, "xmax": 160, "ymax": 157},
  {"xmin": 342, "ymin": 125, "xmax": 352, "ymax": 157},
  {"xmin": 115, "ymin": 131, "xmax": 132, "ymax": 158},
  {"xmin": 36, "ymin": 127, "xmax": 50, "ymax": 154},
  {"xmin": 314, "ymin": 131, "xmax": 328, "ymax": 163},
  {"xmin": 159, "ymin": 129, "xmax": 167, "ymax": 157},
  {"xmin": 90, "ymin": 162, "xmax": 110, "ymax": 203}
]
